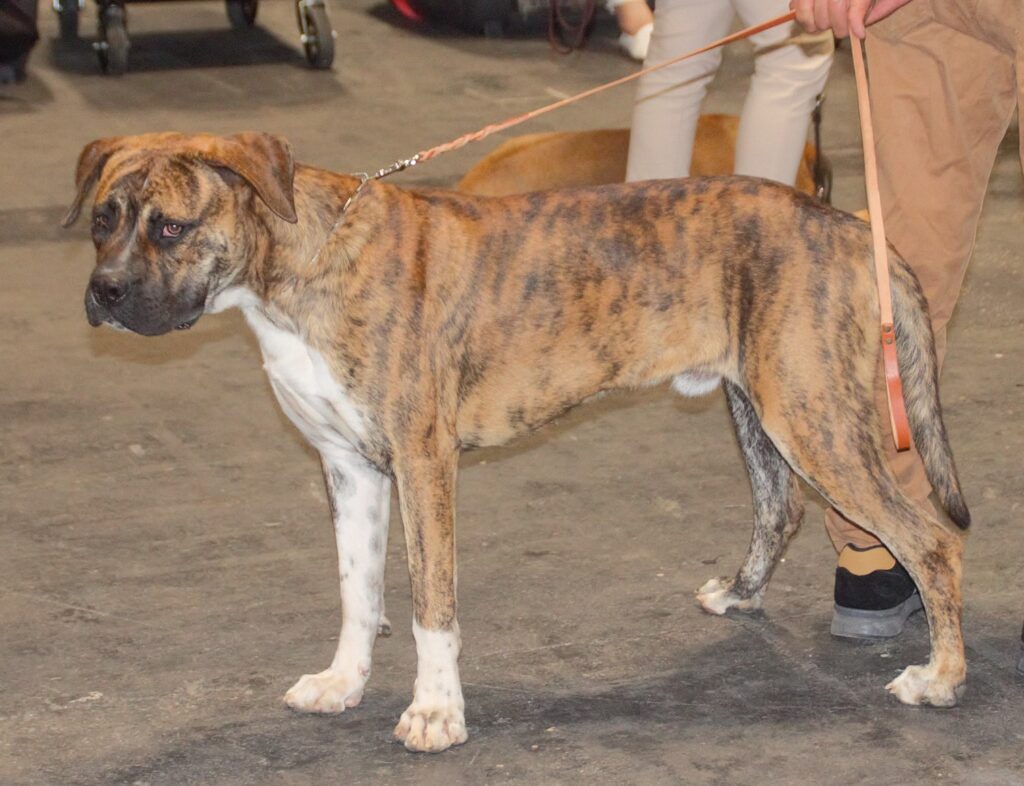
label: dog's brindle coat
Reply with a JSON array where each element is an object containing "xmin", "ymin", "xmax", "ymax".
[{"xmin": 67, "ymin": 132, "xmax": 970, "ymax": 752}]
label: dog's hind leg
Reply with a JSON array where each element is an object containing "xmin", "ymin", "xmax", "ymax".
[
  {"xmin": 835, "ymin": 486, "xmax": 965, "ymax": 707},
  {"xmin": 764, "ymin": 405, "xmax": 966, "ymax": 707},
  {"xmin": 696, "ymin": 381, "xmax": 805, "ymax": 615},
  {"xmin": 284, "ymin": 449, "xmax": 392, "ymax": 714}
]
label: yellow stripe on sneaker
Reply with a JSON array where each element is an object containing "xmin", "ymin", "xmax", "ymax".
[{"xmin": 838, "ymin": 545, "xmax": 897, "ymax": 576}]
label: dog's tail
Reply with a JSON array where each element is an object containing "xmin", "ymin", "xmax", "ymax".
[{"xmin": 891, "ymin": 258, "xmax": 971, "ymax": 529}]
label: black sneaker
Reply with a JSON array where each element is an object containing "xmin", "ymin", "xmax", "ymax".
[{"xmin": 831, "ymin": 546, "xmax": 923, "ymax": 639}]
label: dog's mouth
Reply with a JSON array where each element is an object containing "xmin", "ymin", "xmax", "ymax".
[
  {"xmin": 85, "ymin": 289, "xmax": 202, "ymax": 334},
  {"xmin": 103, "ymin": 317, "xmax": 131, "ymax": 332}
]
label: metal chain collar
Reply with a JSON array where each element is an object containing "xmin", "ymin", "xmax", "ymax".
[{"xmin": 309, "ymin": 155, "xmax": 420, "ymax": 265}]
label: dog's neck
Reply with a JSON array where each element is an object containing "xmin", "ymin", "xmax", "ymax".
[{"xmin": 216, "ymin": 167, "xmax": 376, "ymax": 328}]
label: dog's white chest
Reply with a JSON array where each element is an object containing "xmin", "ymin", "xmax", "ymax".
[{"xmin": 242, "ymin": 307, "xmax": 369, "ymax": 455}]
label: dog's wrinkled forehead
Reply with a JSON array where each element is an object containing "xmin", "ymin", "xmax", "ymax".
[
  {"xmin": 64, "ymin": 131, "xmax": 298, "ymax": 228},
  {"xmin": 96, "ymin": 151, "xmax": 220, "ymax": 220}
]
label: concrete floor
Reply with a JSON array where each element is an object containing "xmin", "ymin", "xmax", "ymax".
[{"xmin": 2, "ymin": 2, "xmax": 1023, "ymax": 784}]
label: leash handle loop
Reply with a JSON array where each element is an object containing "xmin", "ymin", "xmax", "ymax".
[{"xmin": 851, "ymin": 36, "xmax": 912, "ymax": 451}]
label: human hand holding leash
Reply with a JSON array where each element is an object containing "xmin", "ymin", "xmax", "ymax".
[{"xmin": 789, "ymin": 0, "xmax": 915, "ymax": 38}]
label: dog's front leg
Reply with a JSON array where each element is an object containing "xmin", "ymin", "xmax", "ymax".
[
  {"xmin": 392, "ymin": 442, "xmax": 467, "ymax": 753},
  {"xmin": 284, "ymin": 449, "xmax": 391, "ymax": 714}
]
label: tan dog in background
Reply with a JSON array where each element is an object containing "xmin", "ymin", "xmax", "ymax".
[
  {"xmin": 457, "ymin": 114, "xmax": 826, "ymax": 198},
  {"xmin": 68, "ymin": 131, "xmax": 967, "ymax": 754}
]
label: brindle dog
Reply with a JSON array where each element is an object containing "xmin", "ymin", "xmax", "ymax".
[{"xmin": 66, "ymin": 132, "xmax": 971, "ymax": 753}]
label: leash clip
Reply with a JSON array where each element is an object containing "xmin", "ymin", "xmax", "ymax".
[
  {"xmin": 369, "ymin": 155, "xmax": 420, "ymax": 182},
  {"xmin": 338, "ymin": 155, "xmax": 421, "ymax": 217}
]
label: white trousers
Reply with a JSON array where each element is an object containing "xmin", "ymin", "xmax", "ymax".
[{"xmin": 625, "ymin": 0, "xmax": 834, "ymax": 186}]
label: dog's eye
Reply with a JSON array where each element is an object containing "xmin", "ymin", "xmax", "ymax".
[
  {"xmin": 161, "ymin": 223, "xmax": 184, "ymax": 239},
  {"xmin": 93, "ymin": 214, "xmax": 110, "ymax": 230}
]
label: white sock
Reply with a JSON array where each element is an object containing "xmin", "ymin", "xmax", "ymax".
[{"xmin": 619, "ymin": 21, "xmax": 652, "ymax": 61}]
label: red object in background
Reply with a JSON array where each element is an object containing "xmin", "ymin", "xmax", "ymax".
[{"xmin": 390, "ymin": 0, "xmax": 424, "ymax": 21}]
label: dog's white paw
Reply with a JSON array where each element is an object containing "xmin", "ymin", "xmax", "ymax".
[
  {"xmin": 378, "ymin": 614, "xmax": 393, "ymax": 637},
  {"xmin": 393, "ymin": 704, "xmax": 468, "ymax": 753},
  {"xmin": 284, "ymin": 668, "xmax": 367, "ymax": 714},
  {"xmin": 695, "ymin": 576, "xmax": 762, "ymax": 616},
  {"xmin": 886, "ymin": 664, "xmax": 964, "ymax": 708}
]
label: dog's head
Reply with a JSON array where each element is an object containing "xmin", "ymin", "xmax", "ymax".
[{"xmin": 64, "ymin": 132, "xmax": 297, "ymax": 335}]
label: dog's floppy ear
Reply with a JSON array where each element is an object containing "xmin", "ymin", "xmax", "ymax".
[
  {"xmin": 195, "ymin": 132, "xmax": 298, "ymax": 224},
  {"xmin": 63, "ymin": 137, "xmax": 125, "ymax": 228}
]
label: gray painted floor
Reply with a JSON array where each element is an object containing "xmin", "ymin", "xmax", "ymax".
[{"xmin": 1, "ymin": 2, "xmax": 1022, "ymax": 784}]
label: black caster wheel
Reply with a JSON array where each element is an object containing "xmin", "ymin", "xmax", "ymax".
[
  {"xmin": 226, "ymin": 0, "xmax": 258, "ymax": 30},
  {"xmin": 57, "ymin": 0, "xmax": 80, "ymax": 41},
  {"xmin": 96, "ymin": 5, "xmax": 129, "ymax": 75},
  {"xmin": 298, "ymin": 3, "xmax": 334, "ymax": 69}
]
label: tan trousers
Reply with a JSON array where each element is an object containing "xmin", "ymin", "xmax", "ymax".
[{"xmin": 825, "ymin": 0, "xmax": 1023, "ymax": 551}]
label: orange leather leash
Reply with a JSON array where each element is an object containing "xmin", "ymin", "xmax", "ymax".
[
  {"xmin": 850, "ymin": 36, "xmax": 912, "ymax": 451},
  {"xmin": 415, "ymin": 10, "xmax": 797, "ymax": 163},
  {"xmin": 324, "ymin": 12, "xmax": 801, "ymax": 242}
]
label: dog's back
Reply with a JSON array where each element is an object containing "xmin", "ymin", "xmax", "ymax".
[{"xmin": 393, "ymin": 176, "xmax": 876, "ymax": 447}]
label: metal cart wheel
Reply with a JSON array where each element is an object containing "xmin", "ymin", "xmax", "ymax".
[
  {"xmin": 96, "ymin": 4, "xmax": 129, "ymax": 75},
  {"xmin": 297, "ymin": 1, "xmax": 334, "ymax": 69},
  {"xmin": 55, "ymin": 0, "xmax": 81, "ymax": 40},
  {"xmin": 226, "ymin": 0, "xmax": 258, "ymax": 30}
]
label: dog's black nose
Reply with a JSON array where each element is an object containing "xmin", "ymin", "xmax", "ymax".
[{"xmin": 90, "ymin": 274, "xmax": 132, "ymax": 307}]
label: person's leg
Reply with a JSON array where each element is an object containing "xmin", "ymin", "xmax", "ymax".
[
  {"xmin": 625, "ymin": 0, "xmax": 733, "ymax": 182},
  {"xmin": 731, "ymin": 1, "xmax": 834, "ymax": 186},
  {"xmin": 824, "ymin": 4, "xmax": 1017, "ymax": 635}
]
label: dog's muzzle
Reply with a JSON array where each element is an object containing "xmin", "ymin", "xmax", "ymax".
[{"xmin": 85, "ymin": 272, "xmax": 201, "ymax": 334}]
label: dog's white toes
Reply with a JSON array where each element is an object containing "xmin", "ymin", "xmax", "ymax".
[
  {"xmin": 284, "ymin": 669, "xmax": 366, "ymax": 714},
  {"xmin": 695, "ymin": 576, "xmax": 762, "ymax": 616},
  {"xmin": 886, "ymin": 664, "xmax": 964, "ymax": 708},
  {"xmin": 394, "ymin": 705, "xmax": 468, "ymax": 753},
  {"xmin": 378, "ymin": 615, "xmax": 393, "ymax": 637}
]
